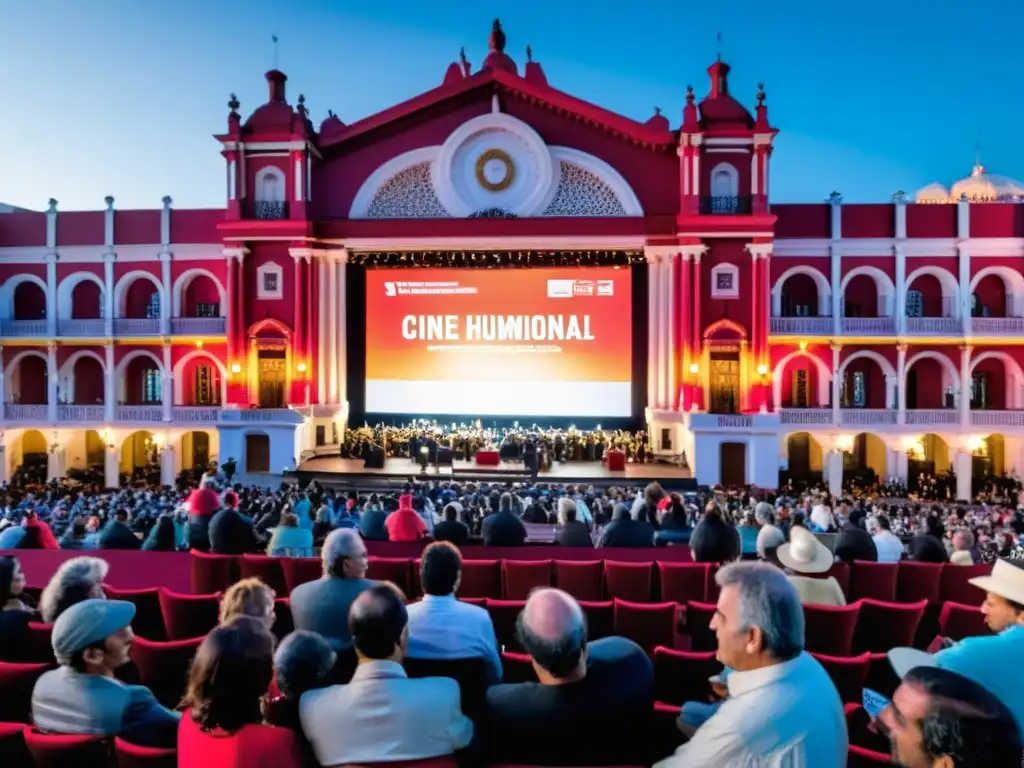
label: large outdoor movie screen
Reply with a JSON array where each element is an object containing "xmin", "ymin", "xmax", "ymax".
[{"xmin": 364, "ymin": 267, "xmax": 632, "ymax": 417}]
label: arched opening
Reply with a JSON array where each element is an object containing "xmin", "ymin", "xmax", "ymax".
[
  {"xmin": 249, "ymin": 320, "xmax": 291, "ymax": 409},
  {"xmin": 784, "ymin": 432, "xmax": 824, "ymax": 483},
  {"xmin": 122, "ymin": 276, "xmax": 161, "ymax": 319},
  {"xmin": 841, "ymin": 353, "xmax": 891, "ymax": 409},
  {"xmin": 180, "ymin": 430, "xmax": 217, "ymax": 477},
  {"xmin": 121, "ymin": 354, "xmax": 163, "ymax": 405},
  {"xmin": 63, "ymin": 429, "xmax": 106, "ymax": 482},
  {"xmin": 703, "ymin": 320, "xmax": 746, "ymax": 414},
  {"xmin": 971, "ymin": 434, "xmax": 1006, "ymax": 489},
  {"xmin": 905, "ymin": 352, "xmax": 957, "ymax": 410},
  {"xmin": 120, "ymin": 430, "xmax": 159, "ymax": 483},
  {"xmin": 254, "ymin": 167, "xmax": 286, "ymax": 219},
  {"xmin": 71, "ymin": 280, "xmax": 103, "ymax": 319},
  {"xmin": 780, "ymin": 274, "xmax": 819, "ymax": 318},
  {"xmin": 907, "ymin": 434, "xmax": 950, "ymax": 490},
  {"xmin": 59, "ymin": 354, "xmax": 105, "ymax": 405},
  {"xmin": 708, "ymin": 163, "xmax": 739, "ymax": 213},
  {"xmin": 844, "ymin": 433, "xmax": 887, "ymax": 484},
  {"xmin": 245, "ymin": 432, "xmax": 271, "ymax": 473},
  {"xmin": 774, "ymin": 351, "xmax": 830, "ymax": 408},
  {"xmin": 12, "ymin": 281, "xmax": 47, "ymax": 320},
  {"xmin": 174, "ymin": 352, "xmax": 225, "ymax": 406},
  {"xmin": 971, "ymin": 274, "xmax": 1006, "ymax": 317},
  {"xmin": 905, "ymin": 273, "xmax": 950, "ymax": 318},
  {"xmin": 843, "ymin": 274, "xmax": 879, "ymax": 317},
  {"xmin": 10, "ymin": 429, "xmax": 48, "ymax": 486},
  {"xmin": 5, "ymin": 353, "xmax": 48, "ymax": 404},
  {"xmin": 969, "ymin": 352, "xmax": 1024, "ymax": 410},
  {"xmin": 181, "ymin": 273, "xmax": 222, "ymax": 318}
]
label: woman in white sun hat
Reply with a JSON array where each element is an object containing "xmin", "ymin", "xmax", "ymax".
[{"xmin": 776, "ymin": 526, "xmax": 847, "ymax": 606}]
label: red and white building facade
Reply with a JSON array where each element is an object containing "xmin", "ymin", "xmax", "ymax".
[{"xmin": 2, "ymin": 21, "xmax": 1024, "ymax": 494}]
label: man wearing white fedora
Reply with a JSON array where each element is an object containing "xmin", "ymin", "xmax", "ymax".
[
  {"xmin": 776, "ymin": 527, "xmax": 847, "ymax": 607},
  {"xmin": 889, "ymin": 557, "xmax": 1024, "ymax": 732}
]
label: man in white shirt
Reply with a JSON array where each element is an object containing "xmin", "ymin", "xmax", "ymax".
[
  {"xmin": 655, "ymin": 562, "xmax": 847, "ymax": 768},
  {"xmin": 810, "ymin": 498, "xmax": 836, "ymax": 532},
  {"xmin": 871, "ymin": 514, "xmax": 906, "ymax": 563},
  {"xmin": 406, "ymin": 541, "xmax": 502, "ymax": 682}
]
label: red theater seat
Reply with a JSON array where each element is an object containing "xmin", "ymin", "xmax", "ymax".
[
  {"xmin": 825, "ymin": 562, "xmax": 851, "ymax": 600},
  {"xmin": 853, "ymin": 599, "xmax": 927, "ymax": 654},
  {"xmin": 24, "ymin": 623, "xmax": 54, "ymax": 664},
  {"xmin": 23, "ymin": 727, "xmax": 113, "ymax": 767},
  {"xmin": 604, "ymin": 561, "xmax": 652, "ymax": 602},
  {"xmin": 803, "ymin": 602, "xmax": 861, "ymax": 657},
  {"xmin": 189, "ymin": 550, "xmax": 237, "ymax": 594},
  {"xmin": 367, "ymin": 557, "xmax": 414, "ymax": 597},
  {"xmin": 158, "ymin": 589, "xmax": 219, "ymax": 641},
  {"xmin": 896, "ymin": 562, "xmax": 943, "ymax": 605},
  {"xmin": 500, "ymin": 651, "xmax": 537, "ymax": 683},
  {"xmin": 652, "ymin": 647, "xmax": 718, "ymax": 707},
  {"xmin": 939, "ymin": 563, "xmax": 990, "ymax": 606},
  {"xmin": 682, "ymin": 601, "xmax": 718, "ymax": 652},
  {"xmin": 502, "ymin": 559, "xmax": 552, "ymax": 600},
  {"xmin": 657, "ymin": 562, "xmax": 709, "ymax": 603},
  {"xmin": 937, "ymin": 601, "xmax": 990, "ymax": 641},
  {"xmin": 456, "ymin": 560, "xmax": 502, "ymax": 599},
  {"xmin": 810, "ymin": 652, "xmax": 871, "ymax": 704},
  {"xmin": 0, "ymin": 722, "xmax": 29, "ymax": 768},
  {"xmin": 579, "ymin": 600, "xmax": 615, "ymax": 640},
  {"xmin": 486, "ymin": 599, "xmax": 526, "ymax": 651},
  {"xmin": 0, "ymin": 662, "xmax": 51, "ymax": 723},
  {"xmin": 554, "ymin": 560, "xmax": 604, "ymax": 601},
  {"xmin": 613, "ymin": 599, "xmax": 677, "ymax": 655},
  {"xmin": 113, "ymin": 738, "xmax": 177, "ymax": 768},
  {"xmin": 459, "ymin": 597, "xmax": 486, "ymax": 607},
  {"xmin": 131, "ymin": 636, "xmax": 203, "ymax": 709},
  {"xmin": 849, "ymin": 561, "xmax": 898, "ymax": 603},
  {"xmin": 103, "ymin": 586, "xmax": 165, "ymax": 641},
  {"xmin": 279, "ymin": 557, "xmax": 322, "ymax": 594},
  {"xmin": 606, "ymin": 449, "xmax": 626, "ymax": 471},
  {"xmin": 239, "ymin": 554, "xmax": 289, "ymax": 597}
]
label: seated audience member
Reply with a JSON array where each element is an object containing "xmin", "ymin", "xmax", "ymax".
[
  {"xmin": 755, "ymin": 503, "xmax": 786, "ymax": 560},
  {"xmin": 300, "ymin": 584, "xmax": 473, "ymax": 765},
  {"xmin": 219, "ymin": 577, "xmax": 276, "ymax": 632},
  {"xmin": 60, "ymin": 516, "xmax": 93, "ymax": 550},
  {"xmin": 689, "ymin": 505, "xmax": 740, "ymax": 563},
  {"xmin": 187, "ymin": 479, "xmax": 221, "ymax": 551},
  {"xmin": 209, "ymin": 492, "xmax": 263, "ymax": 554},
  {"xmin": 268, "ymin": 512, "xmax": 314, "ymax": 558},
  {"xmin": 908, "ymin": 516, "xmax": 950, "ymax": 563},
  {"xmin": 483, "ymin": 588, "xmax": 654, "ymax": 766},
  {"xmin": 555, "ymin": 497, "xmax": 593, "ymax": 548},
  {"xmin": 871, "ymin": 514, "xmax": 905, "ymax": 563},
  {"xmin": 878, "ymin": 666, "xmax": 1022, "ymax": 767},
  {"xmin": 359, "ymin": 495, "xmax": 389, "ymax": 541},
  {"xmin": 385, "ymin": 493, "xmax": 427, "ymax": 542},
  {"xmin": 178, "ymin": 617, "xmax": 303, "ymax": 767},
  {"xmin": 142, "ymin": 514, "xmax": 179, "ymax": 551},
  {"xmin": 433, "ymin": 503, "xmax": 470, "ymax": 546},
  {"xmin": 289, "ymin": 528, "xmax": 373, "ymax": 655},
  {"xmin": 598, "ymin": 502, "xmax": 655, "ymax": 548},
  {"xmin": 406, "ymin": 542, "xmax": 502, "ymax": 682},
  {"xmin": 656, "ymin": 493, "xmax": 693, "ymax": 545},
  {"xmin": 39, "ymin": 555, "xmax": 108, "ymax": 623},
  {"xmin": 98, "ymin": 508, "xmax": 142, "ymax": 550},
  {"xmin": 738, "ymin": 510, "xmax": 760, "ymax": 555},
  {"xmin": 655, "ymin": 563, "xmax": 847, "ymax": 767},
  {"xmin": 481, "ymin": 492, "xmax": 527, "ymax": 546},
  {"xmin": 0, "ymin": 555, "xmax": 39, "ymax": 660},
  {"xmin": 949, "ymin": 528, "xmax": 978, "ymax": 566},
  {"xmin": 834, "ymin": 507, "xmax": 878, "ymax": 563},
  {"xmin": 889, "ymin": 557, "xmax": 1024, "ymax": 732},
  {"xmin": 809, "ymin": 497, "xmax": 836, "ymax": 531},
  {"xmin": 266, "ymin": 630, "xmax": 337, "ymax": 731},
  {"xmin": 32, "ymin": 599, "xmax": 179, "ymax": 747},
  {"xmin": 776, "ymin": 526, "xmax": 846, "ymax": 606}
]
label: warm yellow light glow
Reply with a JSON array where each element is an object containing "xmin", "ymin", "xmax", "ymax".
[
  {"xmin": 230, "ymin": 363, "xmax": 242, "ymax": 375},
  {"xmin": 100, "ymin": 428, "xmax": 113, "ymax": 444},
  {"xmin": 688, "ymin": 363, "xmax": 700, "ymax": 375},
  {"xmin": 835, "ymin": 434, "xmax": 855, "ymax": 452},
  {"xmin": 966, "ymin": 435, "xmax": 986, "ymax": 453},
  {"xmin": 296, "ymin": 362, "xmax": 308, "ymax": 374},
  {"xmin": 196, "ymin": 340, "xmax": 204, "ymax": 349},
  {"xmin": 798, "ymin": 341, "xmax": 808, "ymax": 351},
  {"xmin": 756, "ymin": 364, "xmax": 768, "ymax": 376},
  {"xmin": 151, "ymin": 433, "xmax": 165, "ymax": 448}
]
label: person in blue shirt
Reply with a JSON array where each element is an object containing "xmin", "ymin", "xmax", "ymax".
[{"xmin": 890, "ymin": 557, "xmax": 1024, "ymax": 733}]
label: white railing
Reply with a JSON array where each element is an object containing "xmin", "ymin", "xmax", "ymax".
[
  {"xmin": 769, "ymin": 317, "xmax": 832, "ymax": 334},
  {"xmin": 779, "ymin": 408, "xmax": 834, "ymax": 425},
  {"xmin": 970, "ymin": 410, "xmax": 1024, "ymax": 428},
  {"xmin": 57, "ymin": 319, "xmax": 105, "ymax": 336},
  {"xmin": 2, "ymin": 403, "xmax": 47, "ymax": 421},
  {"xmin": 171, "ymin": 317, "xmax": 227, "ymax": 335},
  {"xmin": 0, "ymin": 319, "xmax": 47, "ymax": 337},
  {"xmin": 840, "ymin": 408, "xmax": 898, "ymax": 427},
  {"xmin": 970, "ymin": 317, "xmax": 1024, "ymax": 335},
  {"xmin": 171, "ymin": 406, "xmax": 222, "ymax": 423},
  {"xmin": 905, "ymin": 409, "xmax": 960, "ymax": 426},
  {"xmin": 57, "ymin": 404, "xmax": 104, "ymax": 421},
  {"xmin": 116, "ymin": 405, "xmax": 164, "ymax": 422},
  {"xmin": 905, "ymin": 317, "xmax": 961, "ymax": 335},
  {"xmin": 842, "ymin": 317, "xmax": 896, "ymax": 334},
  {"xmin": 220, "ymin": 408, "xmax": 304, "ymax": 424},
  {"xmin": 113, "ymin": 318, "xmax": 161, "ymax": 336}
]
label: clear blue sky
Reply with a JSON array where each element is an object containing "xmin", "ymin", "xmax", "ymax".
[{"xmin": 1, "ymin": 0, "xmax": 1019, "ymax": 211}]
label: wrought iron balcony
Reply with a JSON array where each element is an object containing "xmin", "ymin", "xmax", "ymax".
[
  {"xmin": 699, "ymin": 195, "xmax": 752, "ymax": 215},
  {"xmin": 254, "ymin": 201, "xmax": 287, "ymax": 220}
]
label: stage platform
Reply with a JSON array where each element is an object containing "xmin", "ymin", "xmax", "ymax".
[{"xmin": 291, "ymin": 455, "xmax": 694, "ymax": 490}]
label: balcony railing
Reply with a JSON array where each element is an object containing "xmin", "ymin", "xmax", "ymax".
[
  {"xmin": 970, "ymin": 410, "xmax": 1024, "ymax": 428},
  {"xmin": 779, "ymin": 408, "xmax": 833, "ymax": 425},
  {"xmin": 3, "ymin": 403, "xmax": 47, "ymax": 421},
  {"xmin": 171, "ymin": 406, "xmax": 222, "ymax": 423},
  {"xmin": 0, "ymin": 319, "xmax": 47, "ymax": 337},
  {"xmin": 905, "ymin": 317, "xmax": 961, "ymax": 335},
  {"xmin": 57, "ymin": 404, "xmax": 105, "ymax": 421},
  {"xmin": 220, "ymin": 408, "xmax": 304, "ymax": 424},
  {"xmin": 171, "ymin": 317, "xmax": 226, "ymax": 335},
  {"xmin": 905, "ymin": 409, "xmax": 960, "ymax": 426},
  {"xmin": 698, "ymin": 195, "xmax": 752, "ymax": 215},
  {"xmin": 970, "ymin": 317, "xmax": 1024, "ymax": 335},
  {"xmin": 254, "ymin": 201, "xmax": 287, "ymax": 220},
  {"xmin": 770, "ymin": 317, "xmax": 832, "ymax": 335},
  {"xmin": 840, "ymin": 408, "xmax": 898, "ymax": 427},
  {"xmin": 841, "ymin": 317, "xmax": 896, "ymax": 335},
  {"xmin": 116, "ymin": 405, "xmax": 164, "ymax": 422},
  {"xmin": 58, "ymin": 319, "xmax": 105, "ymax": 336},
  {"xmin": 112, "ymin": 318, "xmax": 161, "ymax": 336}
]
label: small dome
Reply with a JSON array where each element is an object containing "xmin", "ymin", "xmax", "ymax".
[
  {"xmin": 319, "ymin": 111, "xmax": 345, "ymax": 139},
  {"xmin": 950, "ymin": 164, "xmax": 1024, "ymax": 202},
  {"xmin": 480, "ymin": 19, "xmax": 518, "ymax": 76},
  {"xmin": 914, "ymin": 182, "xmax": 950, "ymax": 204}
]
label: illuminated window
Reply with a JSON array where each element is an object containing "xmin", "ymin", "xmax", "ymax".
[
  {"xmin": 145, "ymin": 292, "xmax": 161, "ymax": 319},
  {"xmin": 143, "ymin": 369, "xmax": 161, "ymax": 403}
]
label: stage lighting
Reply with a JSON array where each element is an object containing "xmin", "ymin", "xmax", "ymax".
[
  {"xmin": 296, "ymin": 362, "xmax": 308, "ymax": 374},
  {"xmin": 419, "ymin": 445, "xmax": 429, "ymax": 474},
  {"xmin": 230, "ymin": 363, "xmax": 242, "ymax": 375},
  {"xmin": 688, "ymin": 363, "xmax": 699, "ymax": 375},
  {"xmin": 756, "ymin": 364, "xmax": 768, "ymax": 376}
]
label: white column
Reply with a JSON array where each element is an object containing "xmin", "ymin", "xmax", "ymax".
[
  {"xmin": 895, "ymin": 245, "xmax": 906, "ymax": 335},
  {"xmin": 666, "ymin": 253, "xmax": 676, "ymax": 410},
  {"xmin": 104, "ymin": 445, "xmax": 119, "ymax": 489},
  {"xmin": 47, "ymin": 344, "xmax": 58, "ymax": 423},
  {"xmin": 830, "ymin": 245, "xmax": 842, "ymax": 335},
  {"xmin": 102, "ymin": 253, "xmax": 115, "ymax": 335},
  {"xmin": 335, "ymin": 251, "xmax": 348, "ymax": 406},
  {"xmin": 826, "ymin": 450, "xmax": 843, "ymax": 499},
  {"xmin": 45, "ymin": 254, "xmax": 58, "ymax": 336},
  {"xmin": 831, "ymin": 344, "xmax": 842, "ymax": 425},
  {"xmin": 954, "ymin": 450, "xmax": 972, "ymax": 502},
  {"xmin": 160, "ymin": 446, "xmax": 176, "ymax": 487},
  {"xmin": 162, "ymin": 343, "xmax": 173, "ymax": 421},
  {"xmin": 959, "ymin": 345, "xmax": 971, "ymax": 428},
  {"xmin": 958, "ymin": 245, "xmax": 971, "ymax": 334},
  {"xmin": 897, "ymin": 345, "xmax": 907, "ymax": 422},
  {"xmin": 893, "ymin": 448, "xmax": 909, "ymax": 484},
  {"xmin": 159, "ymin": 250, "xmax": 172, "ymax": 335},
  {"xmin": 647, "ymin": 255, "xmax": 659, "ymax": 409},
  {"xmin": 317, "ymin": 256, "xmax": 328, "ymax": 404},
  {"xmin": 47, "ymin": 446, "xmax": 65, "ymax": 482},
  {"xmin": 104, "ymin": 345, "xmax": 115, "ymax": 423}
]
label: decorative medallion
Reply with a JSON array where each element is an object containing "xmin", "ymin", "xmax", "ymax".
[{"xmin": 475, "ymin": 148, "xmax": 515, "ymax": 192}]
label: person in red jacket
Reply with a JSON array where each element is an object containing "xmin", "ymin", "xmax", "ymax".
[{"xmin": 384, "ymin": 494, "xmax": 427, "ymax": 542}]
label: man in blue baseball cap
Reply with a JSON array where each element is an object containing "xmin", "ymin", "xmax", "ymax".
[{"xmin": 32, "ymin": 598, "xmax": 179, "ymax": 747}]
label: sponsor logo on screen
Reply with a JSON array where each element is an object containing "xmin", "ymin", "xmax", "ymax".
[
  {"xmin": 547, "ymin": 279, "xmax": 614, "ymax": 298},
  {"xmin": 382, "ymin": 280, "xmax": 477, "ymax": 296}
]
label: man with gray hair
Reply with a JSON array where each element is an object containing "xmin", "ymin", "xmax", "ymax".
[
  {"xmin": 289, "ymin": 528, "xmax": 373, "ymax": 660},
  {"xmin": 483, "ymin": 588, "xmax": 653, "ymax": 766},
  {"xmin": 950, "ymin": 528, "xmax": 977, "ymax": 565},
  {"xmin": 656, "ymin": 562, "xmax": 847, "ymax": 767},
  {"xmin": 754, "ymin": 501, "xmax": 785, "ymax": 561},
  {"xmin": 40, "ymin": 556, "xmax": 109, "ymax": 624}
]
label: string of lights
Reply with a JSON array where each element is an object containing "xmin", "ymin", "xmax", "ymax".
[{"xmin": 347, "ymin": 250, "xmax": 645, "ymax": 268}]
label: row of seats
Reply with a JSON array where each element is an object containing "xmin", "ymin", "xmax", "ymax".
[{"xmin": 191, "ymin": 550, "xmax": 993, "ymax": 606}]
